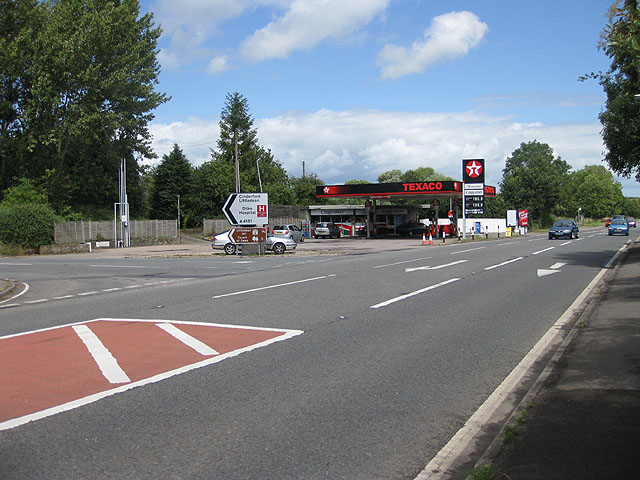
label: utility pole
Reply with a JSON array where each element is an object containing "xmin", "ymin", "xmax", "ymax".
[
  {"xmin": 234, "ymin": 134, "xmax": 240, "ymax": 193},
  {"xmin": 177, "ymin": 194, "xmax": 181, "ymax": 243},
  {"xmin": 302, "ymin": 161, "xmax": 306, "ymax": 178}
]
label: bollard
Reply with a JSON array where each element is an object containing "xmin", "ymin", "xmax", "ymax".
[{"xmin": 442, "ymin": 231, "xmax": 446, "ymax": 243}]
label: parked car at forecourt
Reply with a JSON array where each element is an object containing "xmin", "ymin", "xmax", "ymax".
[
  {"xmin": 313, "ymin": 222, "xmax": 340, "ymax": 239},
  {"xmin": 272, "ymin": 224, "xmax": 305, "ymax": 242},
  {"xmin": 548, "ymin": 219, "xmax": 580, "ymax": 239},
  {"xmin": 608, "ymin": 218, "xmax": 630, "ymax": 236},
  {"xmin": 212, "ymin": 231, "xmax": 296, "ymax": 255}
]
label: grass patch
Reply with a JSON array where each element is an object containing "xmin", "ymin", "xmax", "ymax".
[
  {"xmin": 503, "ymin": 403, "xmax": 535, "ymax": 445},
  {"xmin": 465, "ymin": 464, "xmax": 495, "ymax": 479}
]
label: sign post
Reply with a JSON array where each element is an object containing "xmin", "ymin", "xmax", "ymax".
[
  {"xmin": 462, "ymin": 159, "xmax": 485, "ymax": 239},
  {"xmin": 223, "ymin": 193, "xmax": 269, "ymax": 226},
  {"xmin": 223, "ymin": 193, "xmax": 269, "ymax": 255}
]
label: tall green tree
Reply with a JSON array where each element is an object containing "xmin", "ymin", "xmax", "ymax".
[
  {"xmin": 559, "ymin": 165, "xmax": 624, "ymax": 219},
  {"xmin": 586, "ymin": 0, "xmax": 640, "ymax": 183},
  {"xmin": 500, "ymin": 141, "xmax": 571, "ymax": 226},
  {"xmin": 205, "ymin": 92, "xmax": 292, "ymax": 212},
  {"xmin": 0, "ymin": 0, "xmax": 168, "ymax": 216},
  {"xmin": 150, "ymin": 144, "xmax": 193, "ymax": 222}
]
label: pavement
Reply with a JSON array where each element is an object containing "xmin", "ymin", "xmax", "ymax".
[{"xmin": 1, "ymin": 233, "xmax": 639, "ymax": 479}]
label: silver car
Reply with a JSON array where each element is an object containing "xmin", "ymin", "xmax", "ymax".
[
  {"xmin": 272, "ymin": 224, "xmax": 305, "ymax": 242},
  {"xmin": 212, "ymin": 231, "xmax": 297, "ymax": 255}
]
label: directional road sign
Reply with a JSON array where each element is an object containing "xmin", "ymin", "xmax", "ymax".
[
  {"xmin": 230, "ymin": 227, "xmax": 267, "ymax": 244},
  {"xmin": 223, "ymin": 193, "xmax": 269, "ymax": 226}
]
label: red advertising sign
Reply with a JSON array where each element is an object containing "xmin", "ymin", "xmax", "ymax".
[{"xmin": 518, "ymin": 210, "xmax": 529, "ymax": 226}]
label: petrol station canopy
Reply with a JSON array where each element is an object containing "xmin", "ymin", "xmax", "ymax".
[{"xmin": 315, "ymin": 181, "xmax": 496, "ymax": 202}]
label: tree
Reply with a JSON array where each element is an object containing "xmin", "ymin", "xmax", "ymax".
[
  {"xmin": 500, "ymin": 141, "xmax": 571, "ymax": 226},
  {"xmin": 0, "ymin": 0, "xmax": 168, "ymax": 216},
  {"xmin": 150, "ymin": 144, "xmax": 193, "ymax": 222},
  {"xmin": 560, "ymin": 165, "xmax": 624, "ymax": 219},
  {"xmin": 587, "ymin": 0, "xmax": 640, "ymax": 183},
  {"xmin": 207, "ymin": 92, "xmax": 292, "ymax": 211},
  {"xmin": 216, "ymin": 92, "xmax": 258, "ymax": 193},
  {"xmin": 378, "ymin": 169, "xmax": 403, "ymax": 183},
  {"xmin": 289, "ymin": 173, "xmax": 324, "ymax": 206}
]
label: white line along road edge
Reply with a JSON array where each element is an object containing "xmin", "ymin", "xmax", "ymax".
[{"xmin": 414, "ymin": 242, "xmax": 630, "ymax": 479}]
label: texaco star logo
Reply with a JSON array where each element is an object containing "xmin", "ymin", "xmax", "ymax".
[
  {"xmin": 465, "ymin": 160, "xmax": 483, "ymax": 178},
  {"xmin": 323, "ymin": 186, "xmax": 331, "ymax": 194}
]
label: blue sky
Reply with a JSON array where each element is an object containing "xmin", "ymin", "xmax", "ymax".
[{"xmin": 139, "ymin": 0, "xmax": 640, "ymax": 197}]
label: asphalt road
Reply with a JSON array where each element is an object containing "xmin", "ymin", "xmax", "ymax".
[{"xmin": 0, "ymin": 228, "xmax": 628, "ymax": 479}]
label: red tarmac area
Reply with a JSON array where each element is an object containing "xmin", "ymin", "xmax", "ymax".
[{"xmin": 0, "ymin": 319, "xmax": 300, "ymax": 428}]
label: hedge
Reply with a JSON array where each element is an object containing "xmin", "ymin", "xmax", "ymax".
[{"xmin": 0, "ymin": 203, "xmax": 57, "ymax": 250}]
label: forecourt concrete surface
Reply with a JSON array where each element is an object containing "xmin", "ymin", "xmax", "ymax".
[{"xmin": 1, "ymin": 232, "xmax": 639, "ymax": 478}]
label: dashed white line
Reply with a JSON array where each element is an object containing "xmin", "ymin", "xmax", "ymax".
[
  {"xmin": 370, "ymin": 278, "xmax": 461, "ymax": 309},
  {"xmin": 450, "ymin": 247, "xmax": 485, "ymax": 255},
  {"xmin": 212, "ymin": 275, "xmax": 336, "ymax": 298},
  {"xmin": 374, "ymin": 257, "xmax": 432, "ymax": 268},
  {"xmin": 532, "ymin": 246, "xmax": 555, "ymax": 255},
  {"xmin": 484, "ymin": 257, "xmax": 524, "ymax": 271},
  {"xmin": 405, "ymin": 260, "xmax": 468, "ymax": 273}
]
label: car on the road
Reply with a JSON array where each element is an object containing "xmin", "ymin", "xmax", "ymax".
[
  {"xmin": 313, "ymin": 222, "xmax": 340, "ymax": 238},
  {"xmin": 548, "ymin": 219, "xmax": 580, "ymax": 239},
  {"xmin": 212, "ymin": 231, "xmax": 297, "ymax": 255},
  {"xmin": 628, "ymin": 217, "xmax": 636, "ymax": 227},
  {"xmin": 272, "ymin": 224, "xmax": 305, "ymax": 242},
  {"xmin": 608, "ymin": 218, "xmax": 630, "ymax": 236}
]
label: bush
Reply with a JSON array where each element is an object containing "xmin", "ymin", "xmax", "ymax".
[{"xmin": 0, "ymin": 203, "xmax": 57, "ymax": 250}]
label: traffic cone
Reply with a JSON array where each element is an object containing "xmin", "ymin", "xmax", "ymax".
[
  {"xmin": 428, "ymin": 233, "xmax": 433, "ymax": 245},
  {"xmin": 422, "ymin": 233, "xmax": 427, "ymax": 245}
]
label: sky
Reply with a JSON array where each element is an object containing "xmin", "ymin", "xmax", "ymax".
[{"xmin": 138, "ymin": 0, "xmax": 640, "ymax": 197}]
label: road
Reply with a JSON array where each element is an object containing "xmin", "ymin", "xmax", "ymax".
[{"xmin": 0, "ymin": 229, "xmax": 628, "ymax": 479}]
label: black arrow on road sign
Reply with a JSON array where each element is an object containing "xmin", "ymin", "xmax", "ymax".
[{"xmin": 223, "ymin": 194, "xmax": 238, "ymax": 225}]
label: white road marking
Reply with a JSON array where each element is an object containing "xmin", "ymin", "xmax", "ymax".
[
  {"xmin": 374, "ymin": 257, "xmax": 432, "ymax": 269},
  {"xmin": 450, "ymin": 247, "xmax": 485, "ymax": 255},
  {"xmin": 1, "ymin": 318, "xmax": 303, "ymax": 431},
  {"xmin": 212, "ymin": 275, "xmax": 336, "ymax": 298},
  {"xmin": 72, "ymin": 325, "xmax": 131, "ymax": 384},
  {"xmin": 370, "ymin": 278, "xmax": 461, "ymax": 309},
  {"xmin": 89, "ymin": 264, "xmax": 162, "ymax": 269},
  {"xmin": 0, "ymin": 282, "xmax": 29, "ymax": 304},
  {"xmin": 405, "ymin": 260, "xmax": 468, "ymax": 273},
  {"xmin": 532, "ymin": 246, "xmax": 555, "ymax": 255},
  {"xmin": 484, "ymin": 257, "xmax": 524, "ymax": 270},
  {"xmin": 156, "ymin": 323, "xmax": 219, "ymax": 356},
  {"xmin": 550, "ymin": 262, "xmax": 566, "ymax": 269},
  {"xmin": 24, "ymin": 299, "xmax": 49, "ymax": 304},
  {"xmin": 416, "ymin": 244, "xmax": 623, "ymax": 480},
  {"xmin": 496, "ymin": 242, "xmax": 516, "ymax": 246}
]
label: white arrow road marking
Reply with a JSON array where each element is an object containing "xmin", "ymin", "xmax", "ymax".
[
  {"xmin": 156, "ymin": 323, "xmax": 219, "ymax": 356},
  {"xmin": 72, "ymin": 325, "xmax": 131, "ymax": 384},
  {"xmin": 537, "ymin": 262, "xmax": 567, "ymax": 277},
  {"xmin": 370, "ymin": 278, "xmax": 461, "ymax": 309},
  {"xmin": 405, "ymin": 259, "xmax": 468, "ymax": 273}
]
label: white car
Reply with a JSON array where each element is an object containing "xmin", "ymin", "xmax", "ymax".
[{"xmin": 212, "ymin": 231, "xmax": 297, "ymax": 255}]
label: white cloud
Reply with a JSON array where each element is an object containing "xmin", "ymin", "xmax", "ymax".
[
  {"xmin": 151, "ymin": 0, "xmax": 256, "ymax": 69},
  {"xmin": 377, "ymin": 11, "xmax": 488, "ymax": 80},
  {"xmin": 239, "ymin": 0, "xmax": 389, "ymax": 61},
  {"xmin": 206, "ymin": 55, "xmax": 231, "ymax": 75},
  {"xmin": 148, "ymin": 108, "xmax": 626, "ymax": 193}
]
